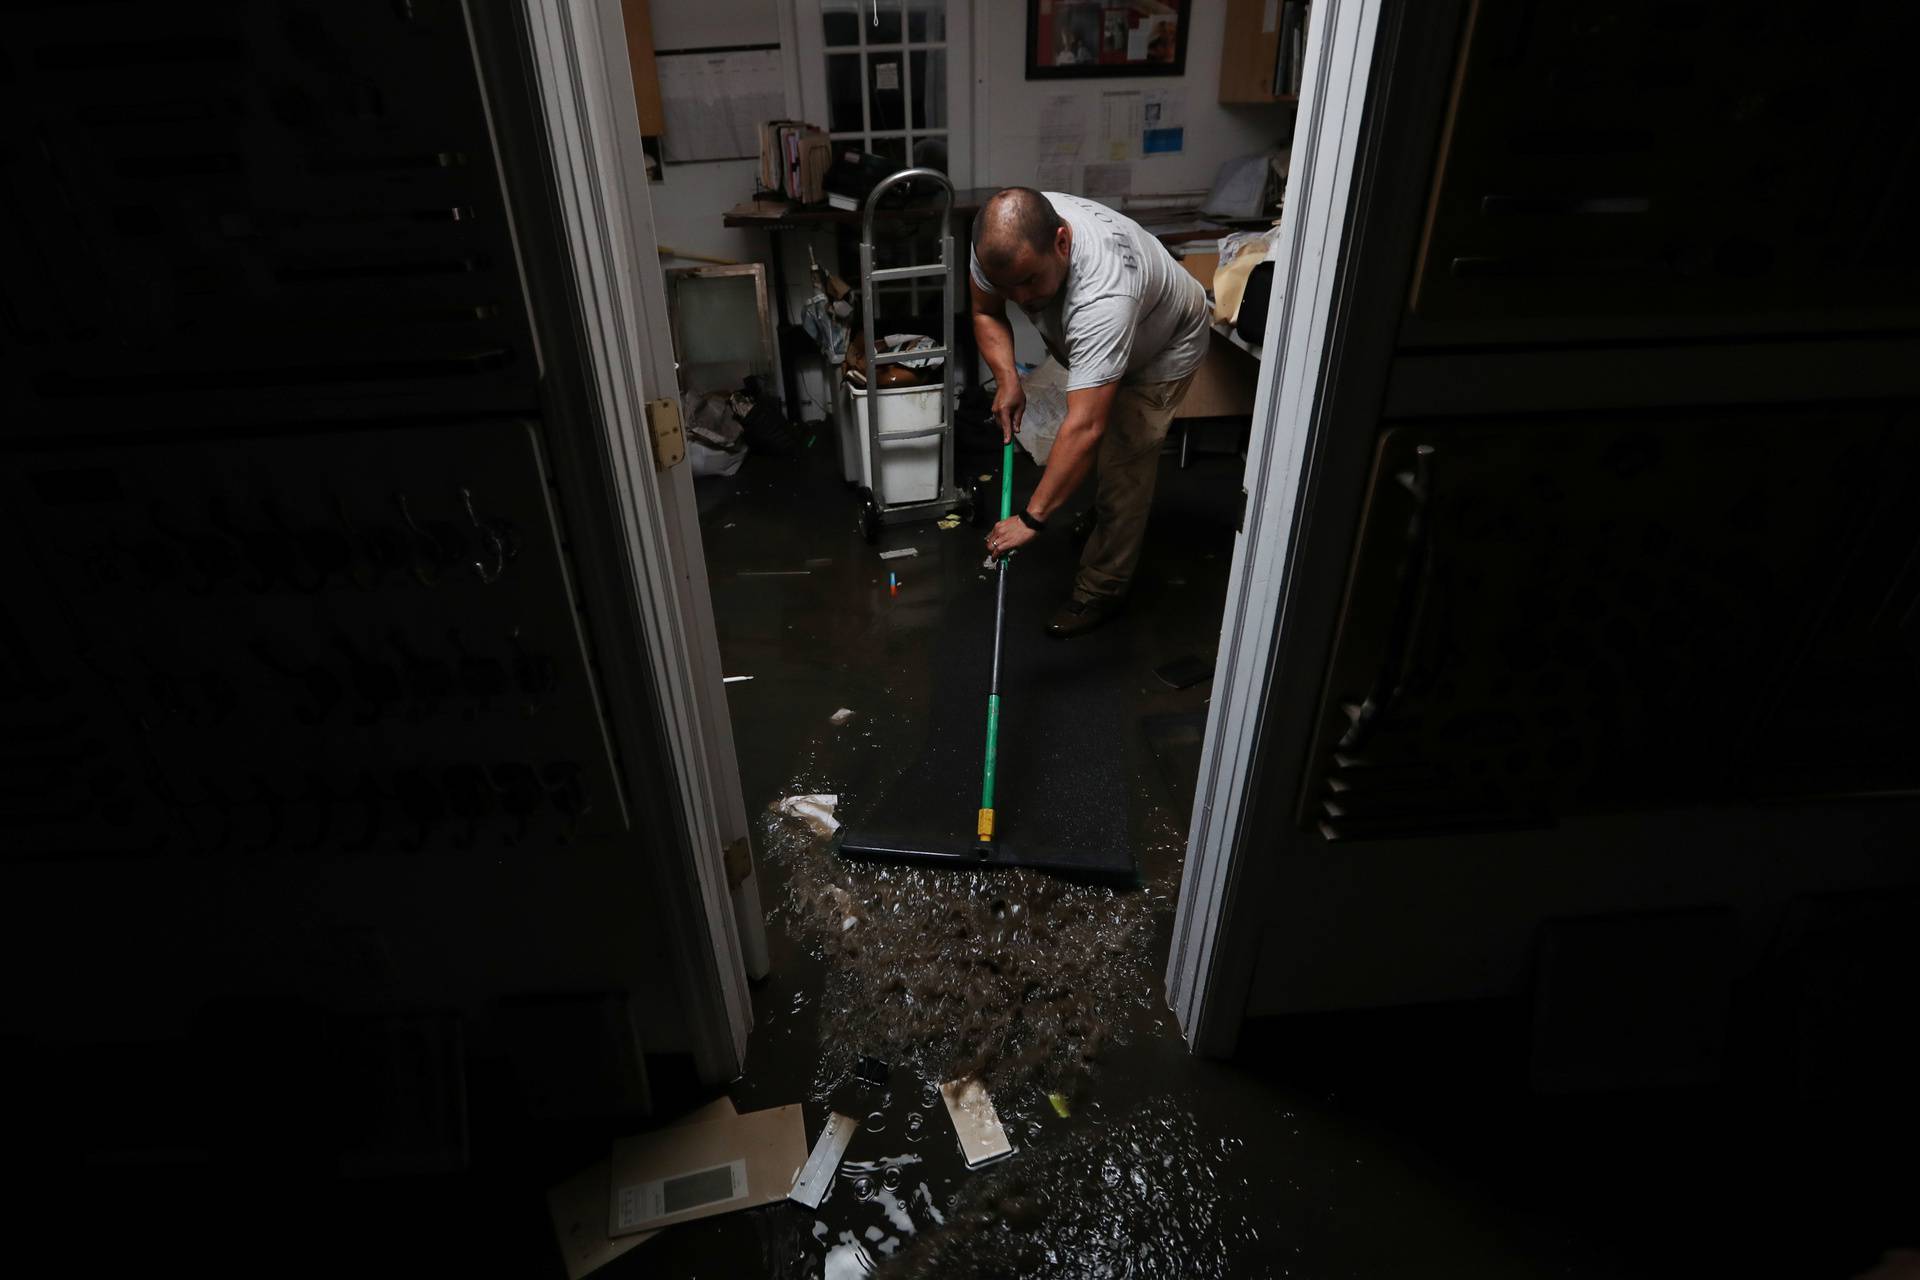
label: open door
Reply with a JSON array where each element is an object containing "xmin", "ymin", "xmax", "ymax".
[
  {"xmin": 468, "ymin": 0, "xmax": 764, "ymax": 1080},
  {"xmin": 1166, "ymin": 0, "xmax": 1432, "ymax": 1053}
]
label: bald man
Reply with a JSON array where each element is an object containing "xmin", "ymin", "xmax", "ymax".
[{"xmin": 970, "ymin": 187, "xmax": 1209, "ymax": 638}]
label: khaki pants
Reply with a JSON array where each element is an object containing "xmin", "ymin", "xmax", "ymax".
[{"xmin": 1074, "ymin": 370, "xmax": 1196, "ymax": 602}]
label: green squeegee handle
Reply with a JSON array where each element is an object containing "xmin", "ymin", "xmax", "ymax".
[
  {"xmin": 999, "ymin": 440, "xmax": 1014, "ymax": 522},
  {"xmin": 978, "ymin": 441, "xmax": 1014, "ymax": 839}
]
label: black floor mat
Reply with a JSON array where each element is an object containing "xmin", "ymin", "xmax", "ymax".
[{"xmin": 839, "ymin": 474, "xmax": 1136, "ymax": 881}]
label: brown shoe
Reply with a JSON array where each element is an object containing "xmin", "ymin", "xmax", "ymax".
[{"xmin": 1046, "ymin": 593, "xmax": 1124, "ymax": 638}]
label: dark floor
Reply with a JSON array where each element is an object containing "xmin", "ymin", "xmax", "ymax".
[
  {"xmin": 24, "ymin": 430, "xmax": 1913, "ymax": 1277},
  {"xmin": 634, "ymin": 434, "xmax": 1918, "ymax": 1280}
]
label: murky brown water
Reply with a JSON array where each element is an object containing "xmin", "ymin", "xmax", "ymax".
[
  {"xmin": 760, "ymin": 799, "xmax": 1171, "ymax": 1106},
  {"xmin": 872, "ymin": 1101, "xmax": 1255, "ymax": 1280}
]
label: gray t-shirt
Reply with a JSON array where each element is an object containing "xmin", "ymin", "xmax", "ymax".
[{"xmin": 970, "ymin": 193, "xmax": 1209, "ymax": 392}]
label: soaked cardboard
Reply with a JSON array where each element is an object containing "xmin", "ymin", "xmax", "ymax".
[
  {"xmin": 607, "ymin": 1103, "xmax": 809, "ymax": 1238},
  {"xmin": 547, "ymin": 1098, "xmax": 737, "ymax": 1280}
]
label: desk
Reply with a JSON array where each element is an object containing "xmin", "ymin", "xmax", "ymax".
[{"xmin": 1210, "ymin": 318, "xmax": 1263, "ymax": 363}]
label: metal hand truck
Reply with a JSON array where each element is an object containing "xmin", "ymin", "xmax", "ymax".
[{"xmin": 855, "ymin": 167, "xmax": 969, "ymax": 542}]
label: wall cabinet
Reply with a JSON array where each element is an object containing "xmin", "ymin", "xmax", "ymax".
[{"xmin": 1218, "ymin": 0, "xmax": 1303, "ymax": 105}]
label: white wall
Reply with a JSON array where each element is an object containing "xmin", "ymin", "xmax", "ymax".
[
  {"xmin": 971, "ymin": 2, "xmax": 1293, "ymax": 368},
  {"xmin": 652, "ymin": 158, "xmax": 773, "ymax": 265},
  {"xmin": 646, "ymin": 0, "xmax": 788, "ymax": 264},
  {"xmin": 650, "ymin": 0, "xmax": 778, "ymax": 52},
  {"xmin": 640, "ymin": 1, "xmax": 1294, "ymax": 394},
  {"xmin": 974, "ymin": 1, "xmax": 1295, "ymax": 197},
  {"xmin": 645, "ymin": 1, "xmax": 1294, "ymax": 262}
]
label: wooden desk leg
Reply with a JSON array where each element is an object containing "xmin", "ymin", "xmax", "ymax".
[{"xmin": 765, "ymin": 228, "xmax": 803, "ymax": 420}]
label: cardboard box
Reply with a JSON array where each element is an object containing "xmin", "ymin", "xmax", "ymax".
[
  {"xmin": 607, "ymin": 1103, "xmax": 808, "ymax": 1238},
  {"xmin": 1177, "ymin": 250, "xmax": 1221, "ymax": 292},
  {"xmin": 1175, "ymin": 335, "xmax": 1259, "ymax": 420},
  {"xmin": 547, "ymin": 1098, "xmax": 738, "ymax": 1280}
]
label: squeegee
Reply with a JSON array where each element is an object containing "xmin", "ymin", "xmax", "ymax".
[
  {"xmin": 833, "ymin": 443, "xmax": 1128, "ymax": 882},
  {"xmin": 837, "ymin": 442, "xmax": 1118, "ymax": 878},
  {"xmin": 975, "ymin": 442, "xmax": 1014, "ymax": 848}
]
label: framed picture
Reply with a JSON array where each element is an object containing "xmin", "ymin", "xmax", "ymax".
[{"xmin": 1026, "ymin": 0, "xmax": 1191, "ymax": 79}]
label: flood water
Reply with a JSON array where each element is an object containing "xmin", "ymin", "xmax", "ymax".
[{"xmin": 628, "ymin": 446, "xmax": 1911, "ymax": 1279}]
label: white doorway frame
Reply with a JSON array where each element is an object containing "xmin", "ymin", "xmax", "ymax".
[
  {"xmin": 468, "ymin": 0, "xmax": 764, "ymax": 1081},
  {"xmin": 1165, "ymin": 0, "xmax": 1388, "ymax": 1054},
  {"xmin": 482, "ymin": 0, "xmax": 1452, "ymax": 1074},
  {"xmin": 1165, "ymin": 0, "xmax": 1441, "ymax": 1054}
]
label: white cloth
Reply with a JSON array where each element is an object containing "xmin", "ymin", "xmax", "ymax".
[{"xmin": 971, "ymin": 192, "xmax": 1209, "ymax": 392}]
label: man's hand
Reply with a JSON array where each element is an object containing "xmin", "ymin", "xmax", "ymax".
[
  {"xmin": 991, "ymin": 380, "xmax": 1026, "ymax": 443},
  {"xmin": 985, "ymin": 514, "xmax": 1038, "ymax": 562}
]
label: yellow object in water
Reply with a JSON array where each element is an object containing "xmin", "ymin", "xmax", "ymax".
[
  {"xmin": 977, "ymin": 808, "xmax": 995, "ymax": 841},
  {"xmin": 1048, "ymin": 1092, "xmax": 1071, "ymax": 1118}
]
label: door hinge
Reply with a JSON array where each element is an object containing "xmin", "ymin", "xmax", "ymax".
[
  {"xmin": 722, "ymin": 836, "xmax": 753, "ymax": 890},
  {"xmin": 645, "ymin": 396, "xmax": 685, "ymax": 471}
]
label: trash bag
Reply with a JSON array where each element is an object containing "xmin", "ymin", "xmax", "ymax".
[
  {"xmin": 681, "ymin": 389, "xmax": 748, "ymax": 476},
  {"xmin": 690, "ymin": 437, "xmax": 747, "ymax": 477},
  {"xmin": 682, "ymin": 389, "xmax": 743, "ymax": 449},
  {"xmin": 732, "ymin": 376, "xmax": 807, "ymax": 459}
]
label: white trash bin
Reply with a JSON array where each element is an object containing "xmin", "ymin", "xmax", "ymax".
[{"xmin": 847, "ymin": 381, "xmax": 944, "ymax": 505}]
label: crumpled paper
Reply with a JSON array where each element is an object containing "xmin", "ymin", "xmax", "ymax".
[{"xmin": 776, "ymin": 793, "xmax": 839, "ymax": 836}]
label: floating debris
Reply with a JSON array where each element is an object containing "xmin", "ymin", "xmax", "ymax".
[
  {"xmin": 724, "ymin": 675, "xmax": 754, "ymax": 684},
  {"xmin": 878, "ymin": 547, "xmax": 918, "ymax": 561},
  {"xmin": 789, "ymin": 1111, "xmax": 860, "ymax": 1210},
  {"xmin": 941, "ymin": 1077, "xmax": 1013, "ymax": 1169},
  {"xmin": 873, "ymin": 1103, "xmax": 1250, "ymax": 1279},
  {"xmin": 824, "ymin": 1240, "xmax": 875, "ymax": 1280},
  {"xmin": 759, "ymin": 797, "xmax": 1161, "ymax": 1100},
  {"xmin": 830, "ymin": 708, "xmax": 856, "ymax": 725},
  {"xmin": 936, "ymin": 515, "xmax": 962, "ymax": 530},
  {"xmin": 775, "ymin": 794, "xmax": 840, "ymax": 836}
]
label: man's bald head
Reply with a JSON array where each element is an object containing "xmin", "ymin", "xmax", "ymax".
[
  {"xmin": 974, "ymin": 188, "xmax": 1066, "ymax": 275},
  {"xmin": 973, "ymin": 187, "xmax": 1071, "ymax": 307}
]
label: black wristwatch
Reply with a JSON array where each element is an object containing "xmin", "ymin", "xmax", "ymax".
[{"xmin": 1017, "ymin": 509, "xmax": 1047, "ymax": 533}]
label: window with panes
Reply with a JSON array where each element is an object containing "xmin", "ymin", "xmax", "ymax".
[{"xmin": 822, "ymin": 1, "xmax": 951, "ymax": 319}]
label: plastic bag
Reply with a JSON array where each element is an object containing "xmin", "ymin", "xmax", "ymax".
[
  {"xmin": 1014, "ymin": 358, "xmax": 1071, "ymax": 467},
  {"xmin": 682, "ymin": 390, "xmax": 742, "ymax": 449},
  {"xmin": 1213, "ymin": 223, "xmax": 1286, "ymax": 324},
  {"xmin": 802, "ymin": 290, "xmax": 850, "ymax": 365},
  {"xmin": 689, "ymin": 437, "xmax": 747, "ymax": 477}
]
